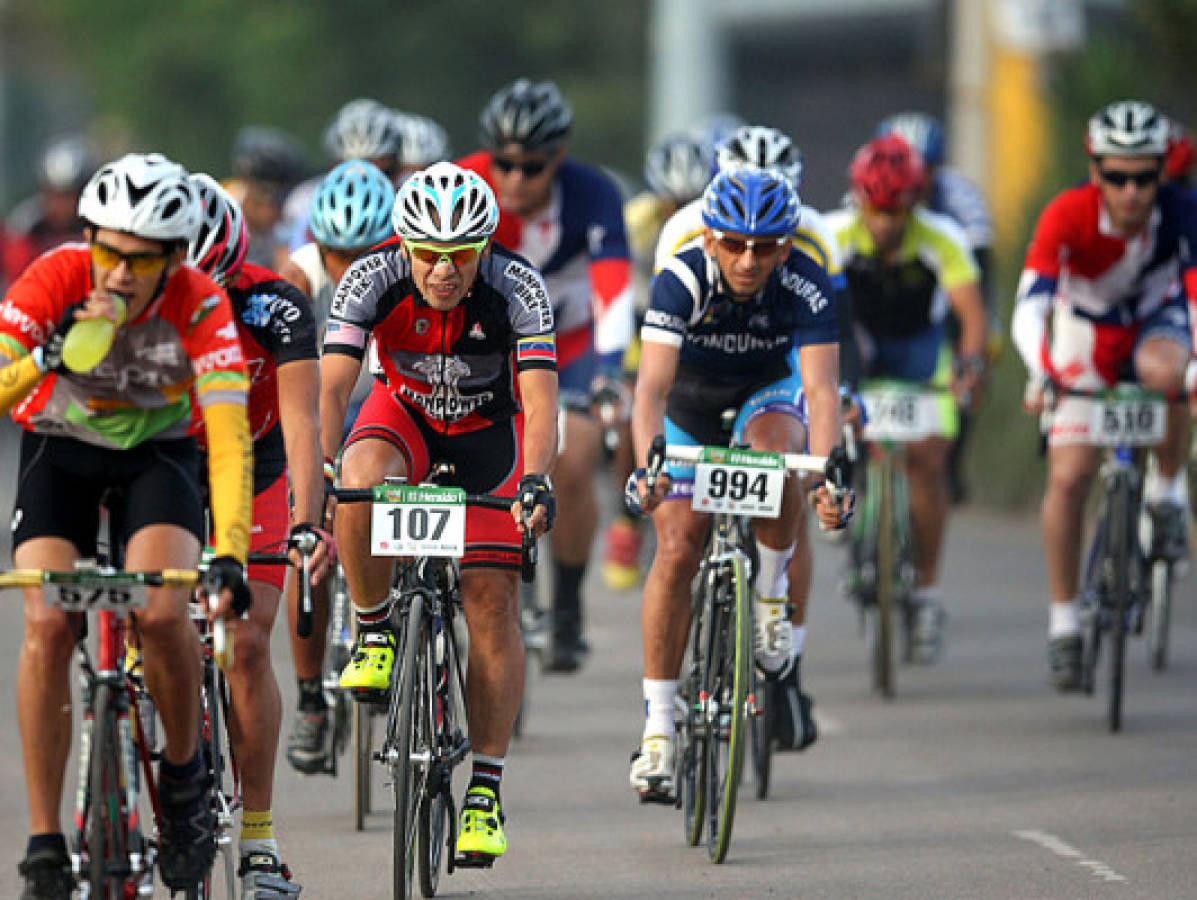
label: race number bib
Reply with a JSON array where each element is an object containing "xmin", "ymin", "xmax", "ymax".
[
  {"xmin": 861, "ymin": 390, "xmax": 943, "ymax": 441},
  {"xmin": 371, "ymin": 485, "xmax": 467, "ymax": 557},
  {"xmin": 47, "ymin": 581, "xmax": 148, "ymax": 611},
  {"xmin": 1088, "ymin": 396, "xmax": 1166, "ymax": 446},
  {"xmin": 692, "ymin": 447, "xmax": 785, "ymax": 518}
]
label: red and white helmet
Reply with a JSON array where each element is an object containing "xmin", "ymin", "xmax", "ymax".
[
  {"xmin": 186, "ymin": 174, "xmax": 249, "ymax": 286},
  {"xmin": 78, "ymin": 152, "xmax": 201, "ymax": 242}
]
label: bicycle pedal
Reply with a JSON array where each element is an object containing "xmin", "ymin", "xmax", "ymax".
[
  {"xmin": 349, "ymin": 687, "xmax": 388, "ymax": 706},
  {"xmin": 453, "ymin": 852, "xmax": 497, "ymax": 869}
]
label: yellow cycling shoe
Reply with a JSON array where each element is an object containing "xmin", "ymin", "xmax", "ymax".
[
  {"xmin": 456, "ymin": 787, "xmax": 506, "ymax": 858},
  {"xmin": 339, "ymin": 630, "xmax": 395, "ymax": 697}
]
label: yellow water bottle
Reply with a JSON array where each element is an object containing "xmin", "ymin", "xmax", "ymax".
[{"xmin": 62, "ymin": 293, "xmax": 127, "ymax": 374}]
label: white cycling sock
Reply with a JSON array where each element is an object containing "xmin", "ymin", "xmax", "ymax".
[
  {"xmin": 790, "ymin": 624, "xmax": 806, "ymax": 660},
  {"xmin": 754, "ymin": 543, "xmax": 795, "ymax": 599},
  {"xmin": 1143, "ymin": 468, "xmax": 1186, "ymax": 506},
  {"xmin": 642, "ymin": 678, "xmax": 678, "ymax": 739},
  {"xmin": 239, "ymin": 837, "xmax": 278, "ymax": 860},
  {"xmin": 1048, "ymin": 600, "xmax": 1079, "ymax": 638}
]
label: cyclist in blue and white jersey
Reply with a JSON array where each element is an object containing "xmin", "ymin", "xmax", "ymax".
[{"xmin": 627, "ymin": 168, "xmax": 851, "ymax": 799}]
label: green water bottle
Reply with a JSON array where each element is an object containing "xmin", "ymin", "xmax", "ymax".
[{"xmin": 62, "ymin": 293, "xmax": 127, "ymax": 374}]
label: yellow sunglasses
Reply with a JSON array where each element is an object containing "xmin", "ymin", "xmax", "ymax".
[
  {"xmin": 89, "ymin": 240, "xmax": 170, "ymax": 276},
  {"xmin": 404, "ymin": 239, "xmax": 489, "ymax": 267}
]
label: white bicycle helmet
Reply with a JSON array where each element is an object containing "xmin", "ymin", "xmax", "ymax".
[
  {"xmin": 395, "ymin": 113, "xmax": 451, "ymax": 167},
  {"xmin": 392, "ymin": 162, "xmax": 498, "ymax": 242},
  {"xmin": 715, "ymin": 125, "xmax": 804, "ymax": 190},
  {"xmin": 186, "ymin": 174, "xmax": 249, "ymax": 287},
  {"xmin": 324, "ymin": 98, "xmax": 404, "ymax": 161},
  {"xmin": 78, "ymin": 152, "xmax": 201, "ymax": 243},
  {"xmin": 644, "ymin": 133, "xmax": 711, "ymax": 205},
  {"xmin": 479, "ymin": 79, "xmax": 573, "ymax": 150},
  {"xmin": 1087, "ymin": 101, "xmax": 1169, "ymax": 158}
]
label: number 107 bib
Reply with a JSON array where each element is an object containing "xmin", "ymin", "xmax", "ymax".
[{"xmin": 371, "ymin": 485, "xmax": 467, "ymax": 557}]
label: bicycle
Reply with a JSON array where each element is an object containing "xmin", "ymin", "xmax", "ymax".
[
  {"xmin": 644, "ymin": 435, "xmax": 846, "ymax": 863},
  {"xmin": 334, "ymin": 468, "xmax": 537, "ymax": 898},
  {"xmin": 1048, "ymin": 382, "xmax": 1174, "ymax": 731},
  {"xmin": 844, "ymin": 378, "xmax": 956, "ymax": 698}
]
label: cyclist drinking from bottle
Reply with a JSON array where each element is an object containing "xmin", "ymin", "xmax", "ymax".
[
  {"xmin": 322, "ymin": 162, "xmax": 558, "ymax": 863},
  {"xmin": 627, "ymin": 167, "xmax": 851, "ymax": 800},
  {"xmin": 0, "ymin": 153, "xmax": 253, "ymax": 897}
]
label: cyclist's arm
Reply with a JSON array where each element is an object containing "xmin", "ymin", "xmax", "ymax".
[
  {"xmin": 319, "ymin": 351, "xmax": 361, "ymax": 463},
  {"xmin": 946, "ymin": 280, "xmax": 987, "ymax": 361},
  {"xmin": 632, "ymin": 338, "xmax": 679, "ymax": 466},
  {"xmin": 517, "ymin": 367, "xmax": 558, "ymax": 477},
  {"xmin": 277, "ymin": 259, "xmax": 313, "ymax": 300},
  {"xmin": 277, "ymin": 358, "xmax": 324, "ymax": 527},
  {"xmin": 797, "ymin": 342, "xmax": 841, "ymax": 459},
  {"xmin": 203, "ymin": 400, "xmax": 253, "ymax": 562},
  {"xmin": 0, "ymin": 350, "xmax": 43, "ymax": 415}
]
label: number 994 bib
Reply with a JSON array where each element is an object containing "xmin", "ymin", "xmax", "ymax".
[{"xmin": 692, "ymin": 447, "xmax": 785, "ymax": 518}]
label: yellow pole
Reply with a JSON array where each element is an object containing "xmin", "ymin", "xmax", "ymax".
[{"xmin": 989, "ymin": 43, "xmax": 1050, "ymax": 256}]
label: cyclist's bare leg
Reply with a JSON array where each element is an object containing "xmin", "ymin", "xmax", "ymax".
[
  {"xmin": 786, "ymin": 515, "xmax": 812, "ymax": 624},
  {"xmin": 124, "ymin": 523, "xmax": 203, "ymax": 767},
  {"xmin": 550, "ymin": 411, "xmax": 601, "ymax": 566},
  {"xmin": 225, "ymin": 579, "xmax": 284, "ymax": 812},
  {"xmin": 287, "ymin": 570, "xmax": 329, "ymax": 682},
  {"xmin": 1136, "ymin": 335, "xmax": 1190, "ymax": 477},
  {"xmin": 642, "ymin": 501, "xmax": 708, "ymax": 678},
  {"xmin": 904, "ymin": 436, "xmax": 951, "ymax": 587},
  {"xmin": 15, "ymin": 536, "xmax": 79, "ymax": 834},
  {"xmin": 1042, "ymin": 443, "xmax": 1101, "ymax": 603},
  {"xmin": 337, "ymin": 437, "xmax": 407, "ymax": 610},
  {"xmin": 461, "ymin": 569, "xmax": 524, "ymax": 758}
]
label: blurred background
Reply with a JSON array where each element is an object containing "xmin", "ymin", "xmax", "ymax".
[{"xmin": 0, "ymin": 0, "xmax": 1194, "ymax": 509}]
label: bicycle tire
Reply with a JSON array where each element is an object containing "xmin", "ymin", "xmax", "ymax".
[
  {"xmin": 680, "ymin": 572, "xmax": 710, "ymax": 848},
  {"xmin": 749, "ymin": 672, "xmax": 775, "ymax": 801},
  {"xmin": 704, "ymin": 553, "xmax": 750, "ymax": 864},
  {"xmin": 1107, "ymin": 474, "xmax": 1132, "ymax": 732},
  {"xmin": 892, "ymin": 466, "xmax": 919, "ymax": 663},
  {"xmin": 1148, "ymin": 559, "xmax": 1172, "ymax": 672},
  {"xmin": 391, "ymin": 594, "xmax": 428, "ymax": 900},
  {"xmin": 86, "ymin": 683, "xmax": 129, "ymax": 899},
  {"xmin": 872, "ymin": 457, "xmax": 896, "ymax": 698}
]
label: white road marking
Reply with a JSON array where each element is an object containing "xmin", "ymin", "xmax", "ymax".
[
  {"xmin": 813, "ymin": 711, "xmax": 845, "ymax": 736},
  {"xmin": 1012, "ymin": 829, "xmax": 1128, "ymax": 883}
]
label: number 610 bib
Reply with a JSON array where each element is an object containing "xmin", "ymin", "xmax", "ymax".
[{"xmin": 370, "ymin": 485, "xmax": 467, "ymax": 557}]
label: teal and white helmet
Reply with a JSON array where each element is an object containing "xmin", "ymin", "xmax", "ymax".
[{"xmin": 391, "ymin": 162, "xmax": 498, "ymax": 242}]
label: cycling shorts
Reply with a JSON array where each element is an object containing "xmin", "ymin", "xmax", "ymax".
[
  {"xmin": 662, "ymin": 367, "xmax": 807, "ymax": 501},
  {"xmin": 345, "ymin": 381, "xmax": 524, "ymax": 570},
  {"xmin": 246, "ymin": 470, "xmax": 290, "ymax": 591},
  {"xmin": 11, "ymin": 432, "xmax": 204, "ymax": 558},
  {"xmin": 1046, "ymin": 295, "xmax": 1191, "ymax": 446},
  {"xmin": 862, "ymin": 321, "xmax": 946, "ymax": 382}
]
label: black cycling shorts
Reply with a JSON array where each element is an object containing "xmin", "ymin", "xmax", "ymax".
[{"xmin": 10, "ymin": 431, "xmax": 205, "ymax": 558}]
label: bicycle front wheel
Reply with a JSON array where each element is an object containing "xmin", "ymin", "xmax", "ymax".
[
  {"xmin": 680, "ymin": 578, "xmax": 710, "ymax": 848},
  {"xmin": 704, "ymin": 553, "xmax": 751, "ymax": 864},
  {"xmin": 391, "ymin": 595, "xmax": 429, "ymax": 900},
  {"xmin": 1147, "ymin": 559, "xmax": 1172, "ymax": 672},
  {"xmin": 871, "ymin": 457, "xmax": 896, "ymax": 698},
  {"xmin": 86, "ymin": 683, "xmax": 130, "ymax": 899},
  {"xmin": 1106, "ymin": 474, "xmax": 1132, "ymax": 732}
]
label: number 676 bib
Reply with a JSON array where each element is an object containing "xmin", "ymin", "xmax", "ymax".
[
  {"xmin": 371, "ymin": 485, "xmax": 467, "ymax": 557},
  {"xmin": 692, "ymin": 447, "xmax": 785, "ymax": 518}
]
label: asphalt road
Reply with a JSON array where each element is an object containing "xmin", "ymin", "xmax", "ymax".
[{"xmin": 1, "ymin": 417, "xmax": 1195, "ymax": 898}]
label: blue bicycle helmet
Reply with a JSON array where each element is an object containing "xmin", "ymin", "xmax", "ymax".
[
  {"xmin": 309, "ymin": 160, "xmax": 396, "ymax": 250},
  {"xmin": 701, "ymin": 168, "xmax": 800, "ymax": 236},
  {"xmin": 877, "ymin": 112, "xmax": 945, "ymax": 168}
]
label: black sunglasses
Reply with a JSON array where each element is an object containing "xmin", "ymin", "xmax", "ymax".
[
  {"xmin": 1099, "ymin": 167, "xmax": 1160, "ymax": 188},
  {"xmin": 492, "ymin": 156, "xmax": 550, "ymax": 177}
]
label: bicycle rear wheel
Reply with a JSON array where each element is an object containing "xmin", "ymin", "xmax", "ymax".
[
  {"xmin": 1147, "ymin": 559, "xmax": 1172, "ymax": 672},
  {"xmin": 85, "ymin": 683, "xmax": 130, "ymax": 899},
  {"xmin": 704, "ymin": 554, "xmax": 750, "ymax": 864},
  {"xmin": 680, "ymin": 578, "xmax": 710, "ymax": 848},
  {"xmin": 871, "ymin": 458, "xmax": 896, "ymax": 698},
  {"xmin": 749, "ymin": 670, "xmax": 775, "ymax": 801},
  {"xmin": 391, "ymin": 595, "xmax": 429, "ymax": 900},
  {"xmin": 1107, "ymin": 475, "xmax": 1132, "ymax": 732}
]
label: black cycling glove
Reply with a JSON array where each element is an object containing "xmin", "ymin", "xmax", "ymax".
[
  {"xmin": 517, "ymin": 474, "xmax": 556, "ymax": 530},
  {"xmin": 205, "ymin": 555, "xmax": 252, "ymax": 617}
]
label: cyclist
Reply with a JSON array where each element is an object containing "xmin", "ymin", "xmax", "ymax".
[
  {"xmin": 277, "ymin": 158, "xmax": 395, "ymax": 775},
  {"xmin": 627, "ymin": 167, "xmax": 851, "ymax": 799},
  {"xmin": 186, "ymin": 174, "xmax": 333, "ymax": 896},
  {"xmin": 4, "ymin": 135, "xmax": 97, "ymax": 281},
  {"xmin": 877, "ymin": 112, "xmax": 996, "ymax": 503},
  {"xmin": 225, "ymin": 125, "xmax": 310, "ymax": 271},
  {"xmin": 0, "ymin": 153, "xmax": 253, "ymax": 897},
  {"xmin": 653, "ymin": 123, "xmax": 855, "ymax": 750},
  {"xmin": 459, "ymin": 77, "xmax": 633, "ymax": 673},
  {"xmin": 394, "ymin": 111, "xmax": 452, "ymax": 182},
  {"xmin": 322, "ymin": 162, "xmax": 557, "ymax": 862},
  {"xmin": 282, "ymin": 98, "xmax": 406, "ymax": 255},
  {"xmin": 825, "ymin": 134, "xmax": 986, "ymax": 664},
  {"xmin": 1012, "ymin": 100, "xmax": 1196, "ymax": 690},
  {"xmin": 1166, "ymin": 120, "xmax": 1195, "ymax": 191},
  {"xmin": 604, "ymin": 133, "xmax": 713, "ymax": 592}
]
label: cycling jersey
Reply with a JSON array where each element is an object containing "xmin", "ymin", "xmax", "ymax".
[
  {"xmin": 457, "ymin": 152, "xmax": 633, "ymax": 373},
  {"xmin": 323, "ymin": 241, "xmax": 556, "ymax": 435},
  {"xmin": 927, "ymin": 167, "xmax": 994, "ymax": 251},
  {"xmin": 825, "ymin": 205, "xmax": 979, "ymax": 340},
  {"xmin": 1012, "ymin": 182, "xmax": 1197, "ymax": 380}
]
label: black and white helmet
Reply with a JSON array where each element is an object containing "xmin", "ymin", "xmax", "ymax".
[
  {"xmin": 392, "ymin": 162, "xmax": 499, "ymax": 242},
  {"xmin": 395, "ymin": 113, "xmax": 451, "ymax": 167},
  {"xmin": 644, "ymin": 133, "xmax": 711, "ymax": 205},
  {"xmin": 479, "ymin": 78, "xmax": 573, "ymax": 150},
  {"xmin": 716, "ymin": 125, "xmax": 804, "ymax": 190},
  {"xmin": 78, "ymin": 152, "xmax": 201, "ymax": 243},
  {"xmin": 324, "ymin": 98, "xmax": 404, "ymax": 161},
  {"xmin": 187, "ymin": 174, "xmax": 249, "ymax": 287},
  {"xmin": 1087, "ymin": 101, "xmax": 1169, "ymax": 158}
]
